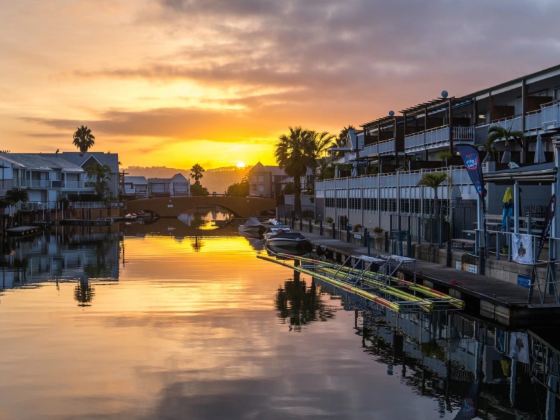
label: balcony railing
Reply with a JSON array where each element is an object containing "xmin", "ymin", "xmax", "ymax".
[
  {"xmin": 404, "ymin": 126, "xmax": 474, "ymax": 153},
  {"xmin": 541, "ymin": 100, "xmax": 560, "ymax": 130},
  {"xmin": 489, "ymin": 115, "xmax": 522, "ymax": 132},
  {"xmin": 378, "ymin": 139, "xmax": 396, "ymax": 155},
  {"xmin": 525, "ymin": 110, "xmax": 541, "ymax": 131},
  {"xmin": 13, "ymin": 179, "xmax": 89, "ymax": 189},
  {"xmin": 361, "ymin": 143, "xmax": 378, "ymax": 157}
]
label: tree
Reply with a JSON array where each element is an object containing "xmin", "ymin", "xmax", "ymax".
[
  {"xmin": 86, "ymin": 163, "xmax": 112, "ymax": 199},
  {"xmin": 5, "ymin": 188, "xmax": 28, "ymax": 205},
  {"xmin": 275, "ymin": 127, "xmax": 314, "ymax": 216},
  {"xmin": 226, "ymin": 177, "xmax": 249, "ymax": 197},
  {"xmin": 190, "ymin": 182, "xmax": 209, "ymax": 196},
  {"xmin": 484, "ymin": 125, "xmax": 524, "ymax": 163},
  {"xmin": 336, "ymin": 125, "xmax": 355, "ymax": 148},
  {"xmin": 418, "ymin": 172, "xmax": 447, "ymax": 217},
  {"xmin": 73, "ymin": 125, "xmax": 95, "ymax": 153},
  {"xmin": 190, "ymin": 163, "xmax": 205, "ymax": 185},
  {"xmin": 306, "ymin": 130, "xmax": 336, "ymax": 193},
  {"xmin": 418, "ymin": 172, "xmax": 447, "ymax": 244}
]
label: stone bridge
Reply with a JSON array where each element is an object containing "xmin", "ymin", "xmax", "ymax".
[{"xmin": 125, "ymin": 195, "xmax": 276, "ymax": 218}]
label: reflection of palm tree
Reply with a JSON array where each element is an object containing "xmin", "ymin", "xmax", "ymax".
[
  {"xmin": 74, "ymin": 277, "xmax": 95, "ymax": 307},
  {"xmin": 275, "ymin": 278, "xmax": 334, "ymax": 331},
  {"xmin": 191, "ymin": 236, "xmax": 204, "ymax": 252}
]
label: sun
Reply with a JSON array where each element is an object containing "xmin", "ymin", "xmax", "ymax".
[{"xmin": 236, "ymin": 161, "xmax": 246, "ymax": 168}]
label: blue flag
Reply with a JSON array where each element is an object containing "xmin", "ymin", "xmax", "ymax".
[{"xmin": 456, "ymin": 144, "xmax": 486, "ymax": 198}]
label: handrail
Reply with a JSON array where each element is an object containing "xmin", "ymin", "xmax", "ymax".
[
  {"xmin": 404, "ymin": 124, "xmax": 449, "ymax": 137},
  {"xmin": 317, "ymin": 165, "xmax": 464, "ymax": 183}
]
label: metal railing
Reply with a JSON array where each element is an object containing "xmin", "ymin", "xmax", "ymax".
[
  {"xmin": 541, "ymin": 100, "xmax": 560, "ymax": 130},
  {"xmin": 404, "ymin": 125, "xmax": 474, "ymax": 153}
]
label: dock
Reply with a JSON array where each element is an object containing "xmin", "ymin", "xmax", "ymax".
[
  {"xmin": 291, "ymin": 229, "xmax": 560, "ymax": 327},
  {"xmin": 6, "ymin": 225, "xmax": 42, "ymax": 237}
]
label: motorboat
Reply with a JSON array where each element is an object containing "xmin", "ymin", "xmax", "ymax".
[
  {"xmin": 263, "ymin": 218, "xmax": 291, "ymax": 240},
  {"xmin": 265, "ymin": 231, "xmax": 312, "ymax": 254},
  {"xmin": 238, "ymin": 217, "xmax": 266, "ymax": 236}
]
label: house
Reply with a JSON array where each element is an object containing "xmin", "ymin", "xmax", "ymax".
[
  {"xmin": 147, "ymin": 173, "xmax": 190, "ymax": 197},
  {"xmin": 123, "ymin": 176, "xmax": 148, "ymax": 198},
  {"xmin": 0, "ymin": 152, "xmax": 119, "ymax": 207},
  {"xmin": 248, "ymin": 162, "xmax": 290, "ymax": 198}
]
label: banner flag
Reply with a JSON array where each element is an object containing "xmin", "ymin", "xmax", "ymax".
[{"xmin": 456, "ymin": 144, "xmax": 486, "ymax": 199}]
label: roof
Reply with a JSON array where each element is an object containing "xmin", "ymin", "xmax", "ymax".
[
  {"xmin": 0, "ymin": 153, "xmax": 85, "ymax": 172},
  {"xmin": 361, "ymin": 115, "xmax": 402, "ymax": 128},
  {"xmin": 484, "ymin": 162, "xmax": 556, "ymax": 183},
  {"xmin": 56, "ymin": 152, "xmax": 119, "ymax": 170},
  {"xmin": 249, "ymin": 163, "xmax": 286, "ymax": 176},
  {"xmin": 400, "ymin": 97, "xmax": 453, "ymax": 114},
  {"xmin": 124, "ymin": 176, "xmax": 147, "ymax": 184}
]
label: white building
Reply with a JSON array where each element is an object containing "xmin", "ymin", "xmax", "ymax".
[
  {"xmin": 123, "ymin": 176, "xmax": 148, "ymax": 198},
  {"xmin": 0, "ymin": 152, "xmax": 119, "ymax": 207},
  {"xmin": 147, "ymin": 173, "xmax": 190, "ymax": 197}
]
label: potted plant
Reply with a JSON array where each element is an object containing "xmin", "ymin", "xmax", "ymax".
[
  {"xmin": 353, "ymin": 224, "xmax": 362, "ymax": 232},
  {"xmin": 325, "ymin": 217, "xmax": 334, "ymax": 224}
]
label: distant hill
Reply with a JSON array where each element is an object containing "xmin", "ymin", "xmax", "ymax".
[{"xmin": 125, "ymin": 165, "xmax": 251, "ymax": 194}]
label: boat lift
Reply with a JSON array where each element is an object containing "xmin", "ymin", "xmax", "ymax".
[{"xmin": 258, "ymin": 252, "xmax": 464, "ymax": 314}]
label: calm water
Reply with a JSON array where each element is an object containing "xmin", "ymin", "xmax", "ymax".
[{"xmin": 0, "ymin": 219, "xmax": 554, "ymax": 419}]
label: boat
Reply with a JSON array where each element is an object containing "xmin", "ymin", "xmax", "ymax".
[
  {"xmin": 263, "ymin": 218, "xmax": 291, "ymax": 240},
  {"xmin": 238, "ymin": 217, "xmax": 266, "ymax": 237},
  {"xmin": 265, "ymin": 231, "xmax": 312, "ymax": 254}
]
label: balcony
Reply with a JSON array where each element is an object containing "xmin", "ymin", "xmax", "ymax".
[
  {"xmin": 361, "ymin": 139, "xmax": 396, "ymax": 157},
  {"xmin": 541, "ymin": 100, "xmax": 560, "ymax": 130},
  {"xmin": 489, "ymin": 115, "xmax": 522, "ymax": 132},
  {"xmin": 378, "ymin": 139, "xmax": 396, "ymax": 155},
  {"xmin": 404, "ymin": 126, "xmax": 474, "ymax": 153},
  {"xmin": 525, "ymin": 110, "xmax": 541, "ymax": 131}
]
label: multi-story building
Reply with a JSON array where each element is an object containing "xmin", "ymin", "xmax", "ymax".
[
  {"xmin": 248, "ymin": 162, "xmax": 290, "ymax": 198},
  {"xmin": 0, "ymin": 152, "xmax": 119, "ymax": 206},
  {"xmin": 316, "ymin": 64, "xmax": 560, "ymax": 245}
]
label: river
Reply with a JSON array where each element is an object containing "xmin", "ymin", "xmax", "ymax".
[{"xmin": 0, "ymin": 215, "xmax": 556, "ymax": 419}]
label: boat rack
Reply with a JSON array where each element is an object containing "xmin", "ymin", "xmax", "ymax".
[{"xmin": 258, "ymin": 252, "xmax": 464, "ymax": 314}]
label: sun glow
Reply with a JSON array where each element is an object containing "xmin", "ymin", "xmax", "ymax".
[{"xmin": 236, "ymin": 161, "xmax": 246, "ymax": 168}]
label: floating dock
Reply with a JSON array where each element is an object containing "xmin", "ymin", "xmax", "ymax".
[
  {"xmin": 275, "ymin": 230, "xmax": 560, "ymax": 327},
  {"xmin": 258, "ymin": 253, "xmax": 464, "ymax": 314}
]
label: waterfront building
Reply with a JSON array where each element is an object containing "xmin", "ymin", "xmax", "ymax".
[
  {"xmin": 122, "ymin": 176, "xmax": 149, "ymax": 198},
  {"xmin": 315, "ymin": 64, "xmax": 560, "ymax": 259},
  {"xmin": 147, "ymin": 173, "xmax": 190, "ymax": 197},
  {"xmin": 248, "ymin": 162, "xmax": 289, "ymax": 198},
  {"xmin": 0, "ymin": 152, "xmax": 119, "ymax": 207}
]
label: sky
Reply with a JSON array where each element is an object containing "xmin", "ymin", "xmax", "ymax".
[{"xmin": 1, "ymin": 0, "xmax": 559, "ymax": 169}]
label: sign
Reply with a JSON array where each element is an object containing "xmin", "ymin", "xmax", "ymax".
[
  {"xmin": 517, "ymin": 274, "xmax": 531, "ymax": 289},
  {"xmin": 456, "ymin": 144, "xmax": 486, "ymax": 198},
  {"xmin": 536, "ymin": 194, "xmax": 556, "ymax": 260},
  {"xmin": 512, "ymin": 233, "xmax": 534, "ymax": 265}
]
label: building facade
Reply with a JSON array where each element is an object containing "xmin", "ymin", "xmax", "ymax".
[
  {"xmin": 147, "ymin": 173, "xmax": 190, "ymax": 197},
  {"xmin": 316, "ymin": 64, "xmax": 560, "ymax": 244},
  {"xmin": 0, "ymin": 152, "xmax": 120, "ymax": 207}
]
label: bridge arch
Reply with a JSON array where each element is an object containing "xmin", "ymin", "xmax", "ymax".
[{"xmin": 125, "ymin": 196, "xmax": 276, "ymax": 218}]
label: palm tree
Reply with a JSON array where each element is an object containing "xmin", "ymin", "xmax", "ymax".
[
  {"xmin": 190, "ymin": 163, "xmax": 205, "ymax": 185},
  {"xmin": 73, "ymin": 125, "xmax": 95, "ymax": 153},
  {"xmin": 484, "ymin": 125, "xmax": 524, "ymax": 163},
  {"xmin": 86, "ymin": 163, "xmax": 112, "ymax": 199},
  {"xmin": 275, "ymin": 127, "xmax": 314, "ymax": 216},
  {"xmin": 418, "ymin": 172, "xmax": 447, "ymax": 244},
  {"xmin": 418, "ymin": 172, "xmax": 447, "ymax": 216},
  {"xmin": 307, "ymin": 130, "xmax": 336, "ymax": 192}
]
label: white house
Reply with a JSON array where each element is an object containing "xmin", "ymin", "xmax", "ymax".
[
  {"xmin": 147, "ymin": 173, "xmax": 190, "ymax": 197},
  {"xmin": 123, "ymin": 176, "xmax": 148, "ymax": 198},
  {"xmin": 0, "ymin": 152, "xmax": 120, "ymax": 207}
]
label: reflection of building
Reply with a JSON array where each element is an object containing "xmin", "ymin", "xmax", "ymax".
[
  {"xmin": 316, "ymin": 280, "xmax": 547, "ymax": 417},
  {"xmin": 0, "ymin": 231, "xmax": 120, "ymax": 289},
  {"xmin": 147, "ymin": 173, "xmax": 190, "ymax": 197}
]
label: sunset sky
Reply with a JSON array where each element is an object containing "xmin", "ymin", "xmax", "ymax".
[{"xmin": 1, "ymin": 0, "xmax": 559, "ymax": 169}]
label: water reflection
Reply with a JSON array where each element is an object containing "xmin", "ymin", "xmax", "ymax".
[
  {"xmin": 313, "ymin": 277, "xmax": 555, "ymax": 419},
  {"xmin": 0, "ymin": 227, "xmax": 559, "ymax": 419},
  {"xmin": 0, "ymin": 227, "xmax": 120, "ymax": 294},
  {"xmin": 275, "ymin": 278, "xmax": 336, "ymax": 331}
]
